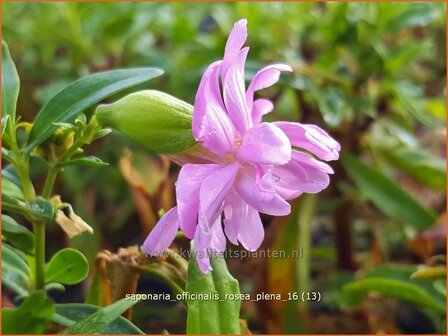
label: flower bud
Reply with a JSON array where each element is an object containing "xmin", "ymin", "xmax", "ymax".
[{"xmin": 95, "ymin": 90, "xmax": 197, "ymax": 154}]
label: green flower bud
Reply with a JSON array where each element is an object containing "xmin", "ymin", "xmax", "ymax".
[{"xmin": 95, "ymin": 90, "xmax": 196, "ymax": 154}]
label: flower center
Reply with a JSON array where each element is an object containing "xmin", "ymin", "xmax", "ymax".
[{"xmin": 219, "ymin": 135, "xmax": 243, "ymax": 163}]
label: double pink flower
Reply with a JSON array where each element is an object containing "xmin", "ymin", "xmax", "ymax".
[{"xmin": 144, "ymin": 19, "xmax": 340, "ymax": 273}]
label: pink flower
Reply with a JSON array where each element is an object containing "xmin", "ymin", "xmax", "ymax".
[{"xmin": 143, "ymin": 19, "xmax": 340, "ymax": 273}]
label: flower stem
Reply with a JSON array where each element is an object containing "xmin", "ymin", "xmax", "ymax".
[
  {"xmin": 15, "ymin": 157, "xmax": 36, "ymax": 201},
  {"xmin": 41, "ymin": 134, "xmax": 85, "ymax": 198},
  {"xmin": 296, "ymin": 193, "xmax": 316, "ymax": 312},
  {"xmin": 33, "ymin": 221, "xmax": 46, "ymax": 290},
  {"xmin": 14, "ymin": 156, "xmax": 47, "ymax": 291},
  {"xmin": 42, "ymin": 166, "xmax": 59, "ymax": 199}
]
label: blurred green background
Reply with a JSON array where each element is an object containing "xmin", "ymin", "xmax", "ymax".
[{"xmin": 2, "ymin": 2, "xmax": 446, "ymax": 334}]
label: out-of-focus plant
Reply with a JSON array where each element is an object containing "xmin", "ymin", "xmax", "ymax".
[{"xmin": 1, "ymin": 40, "xmax": 164, "ymax": 333}]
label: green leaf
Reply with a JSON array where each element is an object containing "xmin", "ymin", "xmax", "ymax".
[
  {"xmin": 54, "ymin": 303, "xmax": 144, "ymax": 334},
  {"xmin": 411, "ymin": 267, "xmax": 447, "ymax": 280},
  {"xmin": 61, "ymin": 298, "xmax": 141, "ymax": 334},
  {"xmin": 26, "ymin": 67, "xmax": 164, "ymax": 152},
  {"xmin": 385, "ymin": 3, "xmax": 442, "ymax": 33},
  {"xmin": 2, "ymin": 115, "xmax": 10, "ymax": 136},
  {"xmin": 395, "ymin": 81, "xmax": 438, "ymax": 126},
  {"xmin": 376, "ymin": 145, "xmax": 446, "ymax": 191},
  {"xmin": 45, "ymin": 282, "xmax": 66, "ymax": 292},
  {"xmin": 2, "ymin": 164, "xmax": 22, "ymax": 188},
  {"xmin": 2, "ymin": 243, "xmax": 29, "ymax": 278},
  {"xmin": 2, "ymin": 244, "xmax": 30, "ymax": 296},
  {"xmin": 343, "ymin": 277, "xmax": 446, "ymax": 314},
  {"xmin": 2, "ymin": 176, "xmax": 24, "ymax": 201},
  {"xmin": 26, "ymin": 196, "xmax": 54, "ymax": 221},
  {"xmin": 186, "ymin": 246, "xmax": 241, "ymax": 335},
  {"xmin": 1, "ymin": 41, "xmax": 20, "ymax": 121},
  {"xmin": 2, "ymin": 290, "xmax": 54, "ymax": 334},
  {"xmin": 426, "ymin": 98, "xmax": 446, "ymax": 121},
  {"xmin": 433, "ymin": 279, "xmax": 447, "ymax": 297},
  {"xmin": 341, "ymin": 153, "xmax": 437, "ymax": 231},
  {"xmin": 2, "ymin": 214, "xmax": 34, "ymax": 254},
  {"xmin": 45, "ymin": 248, "xmax": 89, "ymax": 285},
  {"xmin": 56, "ymin": 155, "xmax": 109, "ymax": 168}
]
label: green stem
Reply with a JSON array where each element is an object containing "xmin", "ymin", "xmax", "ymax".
[
  {"xmin": 296, "ymin": 194, "xmax": 316, "ymax": 312},
  {"xmin": 42, "ymin": 166, "xmax": 59, "ymax": 199},
  {"xmin": 41, "ymin": 134, "xmax": 85, "ymax": 198},
  {"xmin": 7, "ymin": 126, "xmax": 48, "ymax": 292},
  {"xmin": 33, "ymin": 221, "xmax": 46, "ymax": 290},
  {"xmin": 15, "ymin": 157, "xmax": 36, "ymax": 201},
  {"xmin": 13, "ymin": 155, "xmax": 47, "ymax": 292}
]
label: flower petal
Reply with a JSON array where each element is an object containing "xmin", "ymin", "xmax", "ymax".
[
  {"xmin": 274, "ymin": 122, "xmax": 341, "ymax": 161},
  {"xmin": 238, "ymin": 207, "xmax": 264, "ymax": 251},
  {"xmin": 252, "ymin": 99, "xmax": 274, "ymax": 124},
  {"xmin": 246, "ymin": 64, "xmax": 292, "ymax": 111},
  {"xmin": 193, "ymin": 223, "xmax": 212, "ymax": 274},
  {"xmin": 236, "ymin": 166, "xmax": 291, "ymax": 216},
  {"xmin": 222, "ymin": 19, "xmax": 248, "ymax": 83},
  {"xmin": 237, "ymin": 123, "xmax": 291, "ymax": 165},
  {"xmin": 223, "ymin": 189, "xmax": 241, "ymax": 245},
  {"xmin": 193, "ymin": 61, "xmax": 236, "ymax": 157},
  {"xmin": 199, "ymin": 162, "xmax": 240, "ymax": 226},
  {"xmin": 223, "ymin": 47, "xmax": 252, "ymax": 133},
  {"xmin": 176, "ymin": 163, "xmax": 221, "ymax": 239},
  {"xmin": 273, "ymin": 150, "xmax": 333, "ymax": 198},
  {"xmin": 224, "ymin": 190, "xmax": 264, "ymax": 251},
  {"xmin": 209, "ymin": 215, "xmax": 226, "ymax": 252},
  {"xmin": 143, "ymin": 207, "xmax": 179, "ymax": 256}
]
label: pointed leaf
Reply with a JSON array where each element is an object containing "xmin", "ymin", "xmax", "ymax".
[
  {"xmin": 2, "ymin": 115, "xmax": 10, "ymax": 136},
  {"xmin": 343, "ymin": 277, "xmax": 445, "ymax": 314},
  {"xmin": 2, "ymin": 176, "xmax": 24, "ymax": 201},
  {"xmin": 54, "ymin": 303, "xmax": 144, "ymax": 334},
  {"xmin": 2, "ymin": 214, "xmax": 34, "ymax": 255},
  {"xmin": 376, "ymin": 145, "xmax": 446, "ymax": 191},
  {"xmin": 26, "ymin": 67, "xmax": 164, "ymax": 151},
  {"xmin": 341, "ymin": 153, "xmax": 437, "ymax": 231},
  {"xmin": 56, "ymin": 155, "xmax": 109, "ymax": 168},
  {"xmin": 2, "ymin": 243, "xmax": 29, "ymax": 278},
  {"xmin": 1, "ymin": 41, "xmax": 20, "ymax": 120},
  {"xmin": 61, "ymin": 298, "xmax": 141, "ymax": 334},
  {"xmin": 2, "ymin": 243, "xmax": 30, "ymax": 296}
]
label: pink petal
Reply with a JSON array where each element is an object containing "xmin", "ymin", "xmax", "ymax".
[
  {"xmin": 222, "ymin": 19, "xmax": 248, "ymax": 83},
  {"xmin": 237, "ymin": 123, "xmax": 291, "ymax": 165},
  {"xmin": 246, "ymin": 64, "xmax": 292, "ymax": 111},
  {"xmin": 273, "ymin": 150, "xmax": 333, "ymax": 197},
  {"xmin": 252, "ymin": 99, "xmax": 274, "ymax": 124},
  {"xmin": 235, "ymin": 166, "xmax": 291, "ymax": 216},
  {"xmin": 193, "ymin": 224, "xmax": 212, "ymax": 273},
  {"xmin": 223, "ymin": 47, "xmax": 252, "ymax": 133},
  {"xmin": 199, "ymin": 162, "xmax": 240, "ymax": 228},
  {"xmin": 274, "ymin": 122, "xmax": 341, "ymax": 161},
  {"xmin": 238, "ymin": 207, "xmax": 264, "ymax": 251},
  {"xmin": 223, "ymin": 190, "xmax": 242, "ymax": 245},
  {"xmin": 274, "ymin": 184, "xmax": 303, "ymax": 201},
  {"xmin": 193, "ymin": 61, "xmax": 236, "ymax": 157},
  {"xmin": 224, "ymin": 191, "xmax": 264, "ymax": 251},
  {"xmin": 209, "ymin": 215, "xmax": 226, "ymax": 252},
  {"xmin": 176, "ymin": 164, "xmax": 220, "ymax": 239},
  {"xmin": 143, "ymin": 207, "xmax": 179, "ymax": 256}
]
